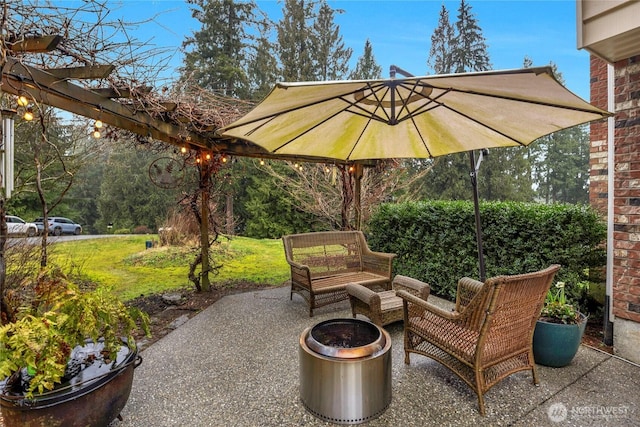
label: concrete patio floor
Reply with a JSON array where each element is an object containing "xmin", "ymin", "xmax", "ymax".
[{"xmin": 113, "ymin": 286, "xmax": 640, "ymax": 427}]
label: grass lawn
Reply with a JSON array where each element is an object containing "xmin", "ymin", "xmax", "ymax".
[{"xmin": 50, "ymin": 235, "xmax": 290, "ymax": 301}]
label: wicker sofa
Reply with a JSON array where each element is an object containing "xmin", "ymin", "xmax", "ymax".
[{"xmin": 282, "ymin": 231, "xmax": 396, "ymax": 317}]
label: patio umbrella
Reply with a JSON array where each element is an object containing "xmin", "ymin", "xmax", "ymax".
[{"xmin": 219, "ymin": 66, "xmax": 611, "ymax": 279}]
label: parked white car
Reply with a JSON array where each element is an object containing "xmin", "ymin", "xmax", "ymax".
[
  {"xmin": 7, "ymin": 215, "xmax": 38, "ymax": 237},
  {"xmin": 33, "ymin": 216, "xmax": 82, "ymax": 236}
]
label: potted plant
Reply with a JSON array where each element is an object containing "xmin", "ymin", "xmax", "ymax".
[
  {"xmin": 533, "ymin": 281, "xmax": 587, "ymax": 367},
  {"xmin": 0, "ymin": 268, "xmax": 150, "ymax": 427}
]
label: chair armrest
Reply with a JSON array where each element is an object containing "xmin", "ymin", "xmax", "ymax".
[
  {"xmin": 287, "ymin": 260, "xmax": 311, "ymax": 276},
  {"xmin": 392, "ymin": 275, "xmax": 430, "ymax": 300},
  {"xmin": 369, "ymin": 251, "xmax": 397, "ymax": 259},
  {"xmin": 287, "ymin": 259, "xmax": 308, "ymax": 271},
  {"xmin": 397, "ymin": 290, "xmax": 460, "ymax": 321},
  {"xmin": 287, "ymin": 260, "xmax": 312, "ymax": 287},
  {"xmin": 456, "ymin": 277, "xmax": 484, "ymax": 311},
  {"xmin": 346, "ymin": 283, "xmax": 381, "ymax": 307}
]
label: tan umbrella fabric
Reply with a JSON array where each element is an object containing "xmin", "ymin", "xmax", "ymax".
[{"xmin": 220, "ymin": 67, "xmax": 610, "ymax": 161}]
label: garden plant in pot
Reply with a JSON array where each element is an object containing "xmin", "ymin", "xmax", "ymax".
[
  {"xmin": 533, "ymin": 281, "xmax": 587, "ymax": 368},
  {"xmin": 0, "ymin": 268, "xmax": 150, "ymax": 427}
]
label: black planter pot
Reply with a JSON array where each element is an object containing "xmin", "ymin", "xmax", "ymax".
[
  {"xmin": 0, "ymin": 341, "xmax": 142, "ymax": 427},
  {"xmin": 533, "ymin": 312, "xmax": 588, "ymax": 368}
]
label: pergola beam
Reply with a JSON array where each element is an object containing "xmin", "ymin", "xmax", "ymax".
[
  {"xmin": 45, "ymin": 65, "xmax": 115, "ymax": 80},
  {"xmin": 2, "ymin": 56, "xmax": 210, "ymax": 148},
  {"xmin": 1, "ymin": 57, "xmax": 376, "ymax": 166},
  {"xmin": 5, "ymin": 35, "xmax": 62, "ymax": 53},
  {"xmin": 91, "ymin": 86, "xmax": 152, "ymax": 98}
]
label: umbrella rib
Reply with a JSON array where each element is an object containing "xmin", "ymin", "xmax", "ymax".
[
  {"xmin": 393, "ymin": 86, "xmax": 526, "ymax": 146},
  {"xmin": 438, "ymin": 103, "xmax": 526, "ymax": 146},
  {"xmin": 426, "ymin": 85, "xmax": 606, "ymax": 115},
  {"xmin": 343, "ymin": 82, "xmax": 393, "ymax": 123},
  {"xmin": 270, "ymin": 106, "xmax": 355, "ymax": 153},
  {"xmin": 393, "ymin": 80, "xmax": 435, "ymax": 122},
  {"xmin": 392, "ymin": 86, "xmax": 565, "ymax": 146},
  {"xmin": 345, "ymin": 118, "xmax": 373, "ymax": 161},
  {"xmin": 391, "ymin": 88, "xmax": 450, "ymax": 124},
  {"xmin": 407, "ymin": 114, "xmax": 434, "ymax": 158},
  {"xmin": 224, "ymin": 82, "xmax": 394, "ymax": 133}
]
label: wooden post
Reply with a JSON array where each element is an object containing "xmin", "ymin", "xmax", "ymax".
[{"xmin": 199, "ymin": 162, "xmax": 211, "ymax": 292}]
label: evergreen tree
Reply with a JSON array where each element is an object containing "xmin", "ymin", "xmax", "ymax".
[
  {"xmin": 97, "ymin": 147, "xmax": 180, "ymax": 232},
  {"xmin": 247, "ymin": 26, "xmax": 280, "ymax": 101},
  {"xmin": 452, "ymin": 0, "xmax": 491, "ymax": 73},
  {"xmin": 349, "ymin": 39, "xmax": 383, "ymax": 79},
  {"xmin": 277, "ymin": 0, "xmax": 316, "ymax": 81},
  {"xmin": 181, "ymin": 0, "xmax": 261, "ymax": 97},
  {"xmin": 67, "ymin": 149, "xmax": 107, "ymax": 234},
  {"xmin": 525, "ymin": 60, "xmax": 590, "ymax": 204},
  {"xmin": 427, "ymin": 4, "xmax": 455, "ymax": 74},
  {"xmin": 535, "ymin": 125, "xmax": 589, "ymax": 203},
  {"xmin": 420, "ymin": 0, "xmax": 534, "ymax": 203},
  {"xmin": 243, "ymin": 161, "xmax": 319, "ymax": 238},
  {"xmin": 310, "ymin": 1, "xmax": 352, "ymax": 80}
]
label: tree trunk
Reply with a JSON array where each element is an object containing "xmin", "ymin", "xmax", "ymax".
[
  {"xmin": 340, "ymin": 165, "xmax": 354, "ymax": 231},
  {"xmin": 353, "ymin": 164, "xmax": 363, "ymax": 231},
  {"xmin": 225, "ymin": 192, "xmax": 234, "ymax": 235},
  {"xmin": 34, "ymin": 136, "xmax": 49, "ymax": 268}
]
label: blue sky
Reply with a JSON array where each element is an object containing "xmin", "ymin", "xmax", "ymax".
[{"xmin": 100, "ymin": 0, "xmax": 590, "ymax": 100}]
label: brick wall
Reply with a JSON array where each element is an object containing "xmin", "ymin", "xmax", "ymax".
[
  {"xmin": 591, "ymin": 55, "xmax": 640, "ymax": 323},
  {"xmin": 589, "ymin": 56, "xmax": 609, "ymax": 216}
]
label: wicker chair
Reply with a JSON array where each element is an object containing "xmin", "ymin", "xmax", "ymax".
[
  {"xmin": 346, "ymin": 275, "xmax": 430, "ymax": 327},
  {"xmin": 397, "ymin": 264, "xmax": 561, "ymax": 415}
]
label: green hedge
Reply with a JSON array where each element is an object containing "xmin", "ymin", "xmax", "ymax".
[{"xmin": 366, "ymin": 201, "xmax": 606, "ymax": 302}]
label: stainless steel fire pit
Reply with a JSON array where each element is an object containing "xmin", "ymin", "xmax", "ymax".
[{"xmin": 299, "ymin": 318, "xmax": 392, "ymax": 424}]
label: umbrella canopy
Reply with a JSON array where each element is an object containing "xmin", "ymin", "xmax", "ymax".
[
  {"xmin": 220, "ymin": 67, "xmax": 611, "ymax": 281},
  {"xmin": 219, "ymin": 66, "xmax": 610, "ymax": 161}
]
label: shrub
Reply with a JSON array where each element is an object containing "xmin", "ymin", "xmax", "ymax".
[
  {"xmin": 133, "ymin": 225, "xmax": 152, "ymax": 234},
  {"xmin": 158, "ymin": 210, "xmax": 200, "ymax": 246},
  {"xmin": 367, "ymin": 200, "xmax": 606, "ymax": 306},
  {"xmin": 0, "ymin": 268, "xmax": 149, "ymax": 397}
]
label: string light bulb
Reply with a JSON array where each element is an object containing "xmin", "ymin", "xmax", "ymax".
[
  {"xmin": 92, "ymin": 127, "xmax": 101, "ymax": 138},
  {"xmin": 259, "ymin": 159, "xmax": 265, "ymax": 165},
  {"xmin": 180, "ymin": 146, "xmax": 187, "ymax": 154},
  {"xmin": 94, "ymin": 119, "xmax": 103, "ymax": 129},
  {"xmin": 17, "ymin": 95, "xmax": 29, "ymax": 107},
  {"xmin": 23, "ymin": 107, "xmax": 34, "ymax": 121},
  {"xmin": 205, "ymin": 153, "xmax": 211, "ymax": 161},
  {"xmin": 221, "ymin": 155, "xmax": 227, "ymax": 163}
]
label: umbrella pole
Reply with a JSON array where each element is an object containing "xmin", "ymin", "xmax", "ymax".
[{"xmin": 469, "ymin": 151, "xmax": 486, "ymax": 281}]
